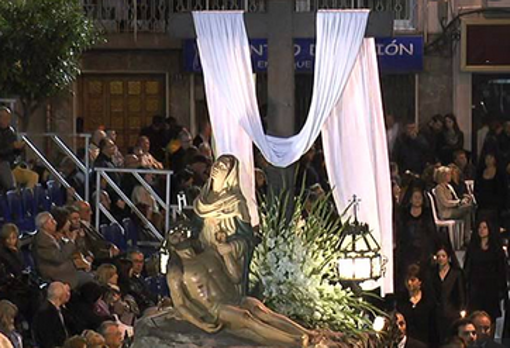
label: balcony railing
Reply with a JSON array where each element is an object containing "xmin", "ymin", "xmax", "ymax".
[
  {"xmin": 81, "ymin": 0, "xmax": 417, "ymax": 33},
  {"xmin": 80, "ymin": 0, "xmax": 266, "ymax": 33},
  {"xmin": 295, "ymin": 0, "xmax": 418, "ymax": 31}
]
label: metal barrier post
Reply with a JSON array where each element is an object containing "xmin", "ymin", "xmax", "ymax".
[
  {"xmin": 84, "ymin": 135, "xmax": 91, "ymax": 203},
  {"xmin": 165, "ymin": 172, "xmax": 171, "ymax": 233},
  {"xmin": 95, "ymin": 171, "xmax": 101, "ymax": 232}
]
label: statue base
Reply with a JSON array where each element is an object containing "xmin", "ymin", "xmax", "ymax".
[
  {"xmin": 132, "ymin": 307, "xmax": 273, "ymax": 348},
  {"xmin": 132, "ymin": 308, "xmax": 382, "ymax": 348}
]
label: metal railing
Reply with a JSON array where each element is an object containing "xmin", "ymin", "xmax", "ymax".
[
  {"xmin": 295, "ymin": 0, "xmax": 419, "ymax": 30},
  {"xmin": 94, "ymin": 167, "xmax": 173, "ymax": 242},
  {"xmin": 21, "ymin": 135, "xmax": 83, "ymax": 202},
  {"xmin": 80, "ymin": 0, "xmax": 266, "ymax": 34}
]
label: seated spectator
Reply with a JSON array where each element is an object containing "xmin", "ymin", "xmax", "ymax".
[
  {"xmin": 0, "ymin": 107, "xmax": 24, "ymax": 192},
  {"xmin": 469, "ymin": 311, "xmax": 504, "ymax": 347},
  {"xmin": 106, "ymin": 130, "xmax": 124, "ymax": 167},
  {"xmin": 33, "ymin": 282, "xmax": 73, "ymax": 348},
  {"xmin": 95, "ymin": 263, "xmax": 137, "ymax": 327},
  {"xmin": 0, "ymin": 300, "xmax": 22, "ymax": 348},
  {"xmin": 453, "ymin": 149, "xmax": 476, "ymax": 181},
  {"xmin": 137, "ymin": 136, "xmax": 163, "ymax": 170},
  {"xmin": 66, "ymin": 282, "xmax": 112, "ymax": 333},
  {"xmin": 394, "ymin": 312, "xmax": 427, "ymax": 348},
  {"xmin": 71, "ymin": 202, "xmax": 119, "ymax": 263},
  {"xmin": 131, "ymin": 169, "xmax": 162, "ymax": 229},
  {"xmin": 98, "ymin": 321, "xmax": 125, "ymax": 348},
  {"xmin": 33, "ymin": 212, "xmax": 91, "ymax": 289},
  {"xmin": 450, "ymin": 318, "xmax": 477, "ymax": 347},
  {"xmin": 394, "ymin": 122, "xmax": 431, "ymax": 175},
  {"xmin": 0, "ymin": 224, "xmax": 24, "ymax": 277},
  {"xmin": 94, "ymin": 138, "xmax": 127, "ymax": 217},
  {"xmin": 81, "ymin": 329, "xmax": 106, "ymax": 347},
  {"xmin": 434, "ymin": 166, "xmax": 472, "ymax": 236},
  {"xmin": 63, "ymin": 335, "xmax": 87, "ymax": 348},
  {"xmin": 90, "ymin": 129, "xmax": 107, "ymax": 163},
  {"xmin": 448, "ymin": 163, "xmax": 470, "ymax": 199},
  {"xmin": 125, "ymin": 250, "xmax": 157, "ymax": 313}
]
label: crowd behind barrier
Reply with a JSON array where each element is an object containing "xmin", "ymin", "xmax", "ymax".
[{"xmin": 0, "ymin": 107, "xmax": 509, "ymax": 347}]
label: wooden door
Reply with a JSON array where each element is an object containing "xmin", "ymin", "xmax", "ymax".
[{"xmin": 80, "ymin": 74, "xmax": 166, "ymax": 152}]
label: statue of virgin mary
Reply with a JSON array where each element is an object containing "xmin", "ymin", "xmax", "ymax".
[{"xmin": 193, "ymin": 154, "xmax": 255, "ymax": 296}]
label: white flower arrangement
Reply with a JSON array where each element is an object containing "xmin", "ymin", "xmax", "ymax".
[{"xmin": 250, "ymin": 191, "xmax": 382, "ymax": 334}]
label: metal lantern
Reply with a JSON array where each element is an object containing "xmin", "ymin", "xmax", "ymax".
[{"xmin": 337, "ymin": 195, "xmax": 384, "ymax": 282}]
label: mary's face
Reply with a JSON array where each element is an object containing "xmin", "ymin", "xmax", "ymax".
[{"xmin": 210, "ymin": 157, "xmax": 233, "ymax": 186}]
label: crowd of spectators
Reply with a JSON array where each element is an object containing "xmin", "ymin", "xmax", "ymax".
[
  {"xmin": 1, "ymin": 103, "xmax": 510, "ymax": 348},
  {"xmin": 389, "ymin": 114, "xmax": 510, "ymax": 347}
]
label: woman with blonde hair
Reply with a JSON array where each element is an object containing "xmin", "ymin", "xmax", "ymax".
[
  {"xmin": 434, "ymin": 166, "xmax": 472, "ymax": 247},
  {"xmin": 0, "ymin": 300, "xmax": 22, "ymax": 348},
  {"xmin": 95, "ymin": 263, "xmax": 118, "ymax": 289}
]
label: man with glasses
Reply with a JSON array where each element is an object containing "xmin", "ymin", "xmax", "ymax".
[{"xmin": 470, "ymin": 311, "xmax": 505, "ymax": 347}]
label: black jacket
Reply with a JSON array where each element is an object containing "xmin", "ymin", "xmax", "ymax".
[
  {"xmin": 0, "ymin": 126, "xmax": 19, "ymax": 164},
  {"xmin": 33, "ymin": 301, "xmax": 69, "ymax": 348}
]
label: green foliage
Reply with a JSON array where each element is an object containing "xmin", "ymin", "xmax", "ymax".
[
  {"xmin": 0, "ymin": 0, "xmax": 102, "ymax": 125},
  {"xmin": 251, "ymin": 188, "xmax": 384, "ymax": 335}
]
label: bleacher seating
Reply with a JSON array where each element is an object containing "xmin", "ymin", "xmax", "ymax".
[
  {"xmin": 47, "ymin": 180, "xmax": 65, "ymax": 207},
  {"xmin": 101, "ymin": 222, "xmax": 128, "ymax": 251},
  {"xmin": 122, "ymin": 218, "xmax": 138, "ymax": 247},
  {"xmin": 34, "ymin": 184, "xmax": 51, "ymax": 212},
  {"xmin": 7, "ymin": 190, "xmax": 35, "ymax": 232}
]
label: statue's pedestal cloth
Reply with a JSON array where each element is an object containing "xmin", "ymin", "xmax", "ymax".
[
  {"xmin": 132, "ymin": 308, "xmax": 384, "ymax": 348},
  {"xmin": 132, "ymin": 308, "xmax": 272, "ymax": 348}
]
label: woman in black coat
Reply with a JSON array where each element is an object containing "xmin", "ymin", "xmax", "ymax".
[
  {"xmin": 397, "ymin": 187, "xmax": 441, "ymax": 291},
  {"xmin": 0, "ymin": 224, "xmax": 24, "ymax": 278},
  {"xmin": 397, "ymin": 264, "xmax": 437, "ymax": 347},
  {"xmin": 431, "ymin": 245, "xmax": 466, "ymax": 346},
  {"xmin": 464, "ymin": 219, "xmax": 508, "ymax": 321}
]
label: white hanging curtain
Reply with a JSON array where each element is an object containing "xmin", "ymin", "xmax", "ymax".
[{"xmin": 193, "ymin": 11, "xmax": 393, "ymax": 294}]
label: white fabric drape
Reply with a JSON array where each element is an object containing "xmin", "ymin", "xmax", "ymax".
[
  {"xmin": 193, "ymin": 11, "xmax": 393, "ymax": 293},
  {"xmin": 322, "ymin": 39, "xmax": 393, "ymax": 293}
]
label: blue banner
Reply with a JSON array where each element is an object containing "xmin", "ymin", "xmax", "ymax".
[{"xmin": 183, "ymin": 36, "xmax": 423, "ymax": 74}]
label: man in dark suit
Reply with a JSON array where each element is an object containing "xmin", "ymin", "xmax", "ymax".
[
  {"xmin": 396, "ymin": 312, "xmax": 428, "ymax": 348},
  {"xmin": 33, "ymin": 281, "xmax": 72, "ymax": 348}
]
